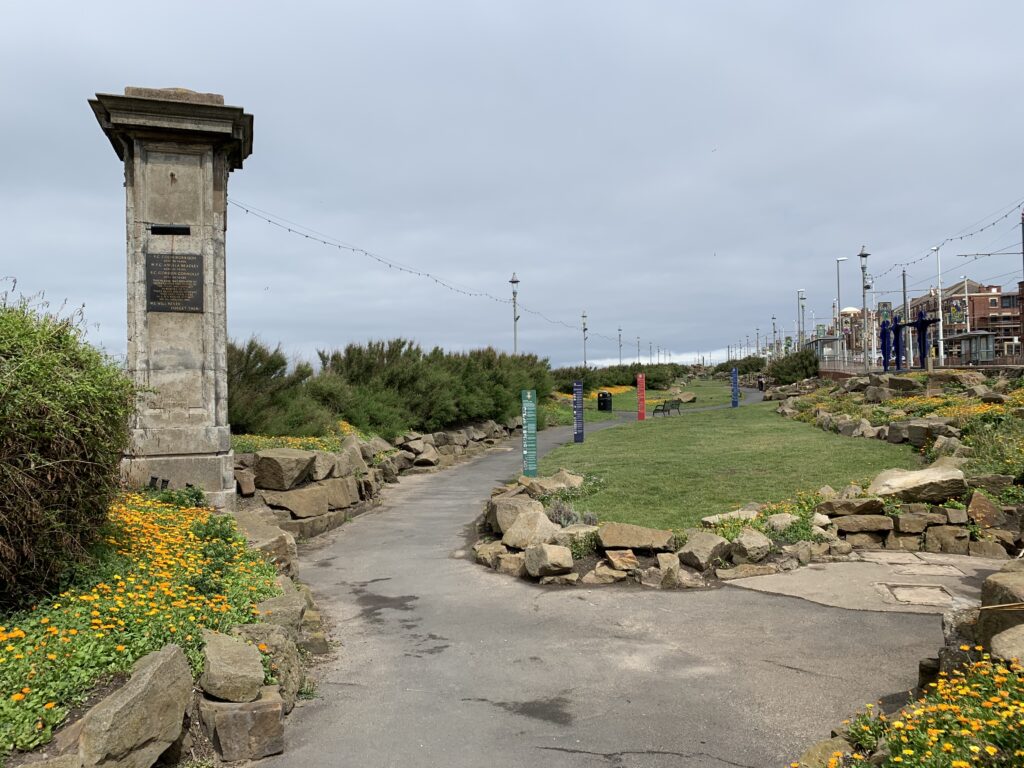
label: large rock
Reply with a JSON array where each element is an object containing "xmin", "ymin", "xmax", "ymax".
[
  {"xmin": 969, "ymin": 540, "xmax": 1010, "ymax": 559},
  {"xmin": 894, "ymin": 511, "xmax": 946, "ymax": 534},
  {"xmin": 679, "ymin": 392, "xmax": 697, "ymax": 403},
  {"xmin": 317, "ymin": 476, "xmax": 361, "ymax": 510},
  {"xmin": 766, "ymin": 513, "xmax": 798, "ymax": 533},
  {"xmin": 502, "ymin": 510, "xmax": 560, "ymax": 549},
  {"xmin": 413, "ymin": 444, "xmax": 441, "ymax": 466},
  {"xmin": 256, "ymin": 577, "xmax": 307, "ymax": 637},
  {"xmin": 598, "ymin": 522, "xmax": 674, "ymax": 551},
  {"xmin": 337, "ymin": 435, "xmax": 369, "ymax": 476},
  {"xmin": 496, "ymin": 552, "xmax": 527, "ymax": 577},
  {"xmin": 701, "ymin": 504, "xmax": 762, "ymax": 527},
  {"xmin": 815, "ymin": 497, "xmax": 884, "ymax": 517},
  {"xmin": 991, "ymin": 624, "xmax": 1024, "ymax": 662},
  {"xmin": 473, "ymin": 540, "xmax": 508, "ymax": 568},
  {"xmin": 199, "ymin": 686, "xmax": 284, "ymax": 762},
  {"xmin": 232, "ymin": 507, "xmax": 297, "ymax": 575},
  {"xmin": 677, "ymin": 530, "xmax": 730, "ymax": 571},
  {"xmin": 310, "ymin": 451, "xmax": 338, "ymax": 481},
  {"xmin": 867, "ymin": 465, "xmax": 968, "ymax": 503},
  {"xmin": 833, "ymin": 515, "xmax": 894, "ymax": 533},
  {"xmin": 234, "ymin": 468, "xmax": 256, "ymax": 497},
  {"xmin": 967, "ymin": 490, "xmax": 1007, "ymax": 529},
  {"xmin": 78, "ymin": 645, "xmax": 193, "ymax": 768},
  {"xmin": 486, "ymin": 493, "xmax": 545, "ymax": 533},
  {"xmin": 970, "ymin": 474, "xmax": 1015, "ymax": 496},
  {"xmin": 731, "ymin": 528, "xmax": 772, "ymax": 564},
  {"xmin": 606, "ymin": 549, "xmax": 640, "ymax": 571},
  {"xmin": 924, "ymin": 525, "xmax": 969, "ymax": 555},
  {"xmin": 523, "ymin": 544, "xmax": 574, "ymax": 577},
  {"xmin": 716, "ymin": 563, "xmax": 779, "ymax": 580},
  {"xmin": 261, "ymin": 485, "xmax": 329, "ymax": 519},
  {"xmin": 580, "ymin": 564, "xmax": 628, "ymax": 584},
  {"xmin": 254, "ymin": 448, "xmax": 315, "ymax": 491},
  {"xmin": 553, "ymin": 524, "xmax": 599, "ymax": 548},
  {"xmin": 888, "ymin": 375, "xmax": 923, "ymax": 392},
  {"xmin": 978, "ymin": 571, "xmax": 1024, "ymax": 647},
  {"xmin": 232, "ymin": 623, "xmax": 303, "ymax": 714},
  {"xmin": 200, "ymin": 629, "xmax": 264, "ymax": 703},
  {"xmin": 518, "ymin": 469, "xmax": 585, "ymax": 498}
]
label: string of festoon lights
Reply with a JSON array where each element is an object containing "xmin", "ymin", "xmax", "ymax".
[{"xmin": 229, "ymin": 199, "xmax": 636, "ymax": 356}]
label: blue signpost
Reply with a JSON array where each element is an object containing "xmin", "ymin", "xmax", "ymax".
[
  {"xmin": 731, "ymin": 367, "xmax": 739, "ymax": 408},
  {"xmin": 521, "ymin": 389, "xmax": 538, "ymax": 477},
  {"xmin": 572, "ymin": 380, "xmax": 584, "ymax": 443}
]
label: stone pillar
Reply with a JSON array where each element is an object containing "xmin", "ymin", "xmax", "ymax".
[{"xmin": 90, "ymin": 87, "xmax": 253, "ymax": 509}]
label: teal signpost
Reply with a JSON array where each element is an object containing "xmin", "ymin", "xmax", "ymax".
[{"xmin": 521, "ymin": 389, "xmax": 538, "ymax": 477}]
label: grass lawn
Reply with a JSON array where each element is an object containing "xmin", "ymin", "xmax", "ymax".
[{"xmin": 538, "ymin": 401, "xmax": 923, "ymax": 530}]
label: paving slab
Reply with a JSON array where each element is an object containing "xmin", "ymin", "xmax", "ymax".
[{"xmin": 727, "ymin": 555, "xmax": 1002, "ymax": 614}]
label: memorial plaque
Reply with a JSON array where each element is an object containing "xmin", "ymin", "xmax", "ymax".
[
  {"xmin": 146, "ymin": 253, "xmax": 203, "ymax": 312},
  {"xmin": 572, "ymin": 380, "xmax": 584, "ymax": 443},
  {"xmin": 731, "ymin": 367, "xmax": 740, "ymax": 408}
]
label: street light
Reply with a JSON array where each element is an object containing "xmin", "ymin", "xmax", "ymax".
[
  {"xmin": 509, "ymin": 273, "xmax": 520, "ymax": 355},
  {"xmin": 932, "ymin": 245, "xmax": 944, "ymax": 366},
  {"xmin": 636, "ymin": 336, "xmax": 640, "ymax": 364},
  {"xmin": 836, "ymin": 256, "xmax": 848, "ymax": 365},
  {"xmin": 618, "ymin": 327, "xmax": 622, "ymax": 365},
  {"xmin": 581, "ymin": 311, "xmax": 588, "ymax": 367},
  {"xmin": 859, "ymin": 247, "xmax": 870, "ymax": 372},
  {"xmin": 796, "ymin": 289, "xmax": 804, "ymax": 346},
  {"xmin": 771, "ymin": 314, "xmax": 777, "ymax": 356}
]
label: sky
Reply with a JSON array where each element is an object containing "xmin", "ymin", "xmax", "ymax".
[{"xmin": 3, "ymin": 1, "xmax": 1024, "ymax": 368}]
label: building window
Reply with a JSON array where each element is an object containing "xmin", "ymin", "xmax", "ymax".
[{"xmin": 990, "ymin": 298, "xmax": 999, "ymax": 308}]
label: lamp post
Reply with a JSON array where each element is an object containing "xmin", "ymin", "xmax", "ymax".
[
  {"xmin": 796, "ymin": 289, "xmax": 804, "ymax": 346},
  {"xmin": 859, "ymin": 246, "xmax": 870, "ymax": 372},
  {"xmin": 772, "ymin": 314, "xmax": 777, "ymax": 357},
  {"xmin": 581, "ymin": 311, "xmax": 588, "ymax": 367},
  {"xmin": 618, "ymin": 327, "xmax": 622, "ymax": 365},
  {"xmin": 509, "ymin": 273, "xmax": 520, "ymax": 355},
  {"xmin": 932, "ymin": 245, "xmax": 945, "ymax": 366},
  {"xmin": 636, "ymin": 336, "xmax": 640, "ymax": 364},
  {"xmin": 836, "ymin": 256, "xmax": 848, "ymax": 365},
  {"xmin": 756, "ymin": 327, "xmax": 760, "ymax": 356}
]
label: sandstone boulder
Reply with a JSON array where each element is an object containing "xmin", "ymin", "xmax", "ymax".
[
  {"xmin": 798, "ymin": 737, "xmax": 852, "ymax": 768},
  {"xmin": 867, "ymin": 465, "xmax": 968, "ymax": 503},
  {"xmin": 833, "ymin": 515, "xmax": 894, "ymax": 533},
  {"xmin": 232, "ymin": 507, "xmax": 297, "ymax": 575},
  {"xmin": 256, "ymin": 578, "xmax": 307, "ymax": 637},
  {"xmin": 337, "ymin": 435, "xmax": 369, "ymax": 476},
  {"xmin": 969, "ymin": 540, "xmax": 1009, "ymax": 559},
  {"xmin": 701, "ymin": 504, "xmax": 762, "ymax": 527},
  {"xmin": 231, "ymin": 623, "xmax": 303, "ymax": 714},
  {"xmin": 716, "ymin": 563, "xmax": 779, "ymax": 580},
  {"xmin": 731, "ymin": 528, "xmax": 771, "ymax": 563},
  {"xmin": 605, "ymin": 549, "xmax": 639, "ymax": 571},
  {"xmin": 199, "ymin": 686, "xmax": 284, "ymax": 762},
  {"xmin": 524, "ymin": 544, "xmax": 573, "ymax": 577},
  {"xmin": 978, "ymin": 571, "xmax": 1024, "ymax": 647},
  {"xmin": 553, "ymin": 524, "xmax": 599, "ymax": 548},
  {"xmin": 413, "ymin": 444, "xmax": 441, "ymax": 466},
  {"xmin": 894, "ymin": 511, "xmax": 946, "ymax": 534},
  {"xmin": 473, "ymin": 540, "xmax": 508, "ymax": 568},
  {"xmin": 78, "ymin": 645, "xmax": 193, "ymax": 768},
  {"xmin": 580, "ymin": 564, "xmax": 628, "ymax": 584},
  {"xmin": 234, "ymin": 468, "xmax": 256, "ymax": 497},
  {"xmin": 496, "ymin": 552, "xmax": 527, "ymax": 577},
  {"xmin": 254, "ymin": 448, "xmax": 315, "ymax": 491},
  {"xmin": 967, "ymin": 490, "xmax": 1007, "ymax": 529},
  {"xmin": 261, "ymin": 485, "xmax": 329, "ymax": 518},
  {"xmin": 766, "ymin": 513, "xmax": 798, "ymax": 533},
  {"xmin": 598, "ymin": 522, "xmax": 674, "ymax": 551},
  {"xmin": 677, "ymin": 530, "xmax": 730, "ymax": 571},
  {"xmin": 486, "ymin": 493, "xmax": 545, "ymax": 533},
  {"xmin": 815, "ymin": 497, "xmax": 884, "ymax": 517},
  {"xmin": 502, "ymin": 510, "xmax": 560, "ymax": 549},
  {"xmin": 200, "ymin": 630, "xmax": 265, "ymax": 703},
  {"xmin": 924, "ymin": 525, "xmax": 969, "ymax": 555},
  {"xmin": 991, "ymin": 624, "xmax": 1024, "ymax": 662},
  {"xmin": 317, "ymin": 476, "xmax": 361, "ymax": 510}
]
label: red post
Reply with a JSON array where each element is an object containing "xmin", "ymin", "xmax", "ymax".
[{"xmin": 636, "ymin": 373, "xmax": 646, "ymax": 421}]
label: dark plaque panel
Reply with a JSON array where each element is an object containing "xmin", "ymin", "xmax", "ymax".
[{"xmin": 146, "ymin": 253, "xmax": 203, "ymax": 313}]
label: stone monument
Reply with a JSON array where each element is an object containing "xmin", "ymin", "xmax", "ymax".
[{"xmin": 90, "ymin": 87, "xmax": 253, "ymax": 509}]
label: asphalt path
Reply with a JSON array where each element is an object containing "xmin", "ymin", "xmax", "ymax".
[{"xmin": 265, "ymin": 399, "xmax": 939, "ymax": 768}]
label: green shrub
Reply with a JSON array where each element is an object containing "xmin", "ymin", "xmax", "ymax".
[
  {"xmin": 0, "ymin": 299, "xmax": 135, "ymax": 607},
  {"xmin": 766, "ymin": 349, "xmax": 819, "ymax": 385}
]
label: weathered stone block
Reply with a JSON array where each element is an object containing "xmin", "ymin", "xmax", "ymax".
[
  {"xmin": 261, "ymin": 485, "xmax": 328, "ymax": 518},
  {"xmin": 924, "ymin": 525, "xmax": 969, "ymax": 555},
  {"xmin": 678, "ymin": 530, "xmax": 730, "ymax": 571},
  {"xmin": 598, "ymin": 522, "xmax": 674, "ymax": 551},
  {"xmin": 502, "ymin": 510, "xmax": 560, "ymax": 550},
  {"xmin": 523, "ymin": 544, "xmax": 573, "ymax": 577},
  {"xmin": 232, "ymin": 623, "xmax": 303, "ymax": 714},
  {"xmin": 254, "ymin": 448, "xmax": 315, "ymax": 491},
  {"xmin": 833, "ymin": 515, "xmax": 894, "ymax": 533},
  {"xmin": 200, "ymin": 629, "xmax": 264, "ymax": 703},
  {"xmin": 199, "ymin": 686, "xmax": 284, "ymax": 762}
]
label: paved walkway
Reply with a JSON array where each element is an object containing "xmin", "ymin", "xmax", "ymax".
[{"xmin": 264, "ymin": 422, "xmax": 1000, "ymax": 768}]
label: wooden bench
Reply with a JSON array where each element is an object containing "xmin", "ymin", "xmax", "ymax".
[{"xmin": 652, "ymin": 399, "xmax": 682, "ymax": 416}]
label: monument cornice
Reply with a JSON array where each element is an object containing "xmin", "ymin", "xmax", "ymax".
[{"xmin": 89, "ymin": 88, "xmax": 253, "ymax": 170}]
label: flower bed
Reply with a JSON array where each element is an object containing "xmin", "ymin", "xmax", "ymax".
[
  {"xmin": 824, "ymin": 652, "xmax": 1024, "ymax": 766},
  {"xmin": 231, "ymin": 419, "xmax": 366, "ymax": 453},
  {"xmin": 0, "ymin": 494, "xmax": 279, "ymax": 756}
]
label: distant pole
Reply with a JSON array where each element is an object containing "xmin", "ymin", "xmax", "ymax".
[
  {"xmin": 618, "ymin": 327, "xmax": 622, "ymax": 365},
  {"xmin": 657, "ymin": 345, "xmax": 660, "ymax": 363},
  {"xmin": 581, "ymin": 311, "xmax": 588, "ymax": 367},
  {"xmin": 636, "ymin": 336, "xmax": 640, "ymax": 364},
  {"xmin": 859, "ymin": 246, "xmax": 870, "ymax": 372},
  {"xmin": 932, "ymin": 245, "xmax": 944, "ymax": 365},
  {"xmin": 836, "ymin": 256, "xmax": 848, "ymax": 365},
  {"xmin": 772, "ymin": 314, "xmax": 777, "ymax": 356},
  {"xmin": 962, "ymin": 276, "xmax": 970, "ymax": 333},
  {"xmin": 903, "ymin": 269, "xmax": 912, "ymax": 368},
  {"xmin": 509, "ymin": 272, "xmax": 520, "ymax": 355},
  {"xmin": 756, "ymin": 327, "xmax": 760, "ymax": 355},
  {"xmin": 649, "ymin": 342, "xmax": 653, "ymax": 363}
]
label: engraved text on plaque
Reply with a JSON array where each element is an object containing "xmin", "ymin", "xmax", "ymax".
[{"xmin": 146, "ymin": 253, "xmax": 203, "ymax": 312}]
